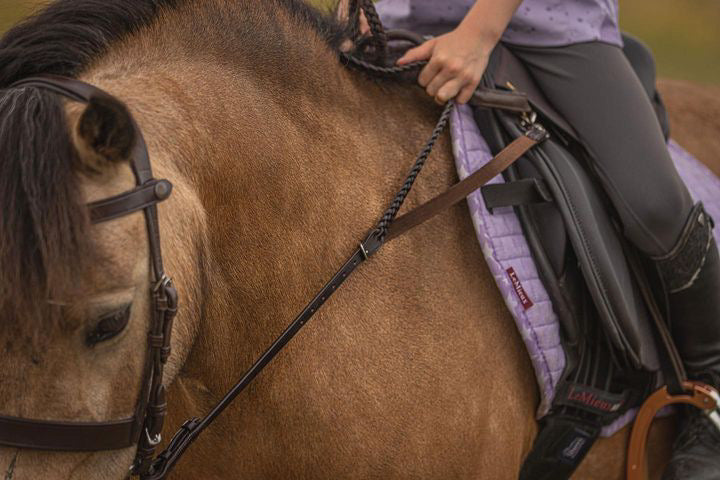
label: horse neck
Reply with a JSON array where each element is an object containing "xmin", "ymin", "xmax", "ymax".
[{"xmin": 83, "ymin": 2, "xmax": 450, "ymax": 397}]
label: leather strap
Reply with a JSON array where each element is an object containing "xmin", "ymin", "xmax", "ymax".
[
  {"xmin": 89, "ymin": 179, "xmax": 173, "ymax": 223},
  {"xmin": 481, "ymin": 178, "xmax": 552, "ymax": 213},
  {"xmin": 0, "ymin": 415, "xmax": 137, "ymax": 451},
  {"xmin": 469, "ymin": 88, "xmax": 531, "ymax": 113},
  {"xmin": 384, "ymin": 126, "xmax": 546, "ymax": 243}
]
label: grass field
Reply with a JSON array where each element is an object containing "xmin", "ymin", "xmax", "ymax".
[{"xmin": 1, "ymin": 0, "xmax": 719, "ymax": 85}]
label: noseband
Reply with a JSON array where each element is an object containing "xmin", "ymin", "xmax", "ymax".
[{"xmin": 1, "ymin": 75, "xmax": 178, "ymax": 474}]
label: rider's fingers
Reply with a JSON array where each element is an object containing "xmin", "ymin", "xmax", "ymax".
[
  {"xmin": 418, "ymin": 57, "xmax": 444, "ymax": 88},
  {"xmin": 455, "ymin": 73, "xmax": 482, "ymax": 104},
  {"xmin": 425, "ymin": 66, "xmax": 456, "ymax": 97},
  {"xmin": 359, "ymin": 11, "xmax": 370, "ymax": 35},
  {"xmin": 436, "ymin": 78, "xmax": 464, "ymax": 104},
  {"xmin": 397, "ymin": 38, "xmax": 436, "ymax": 65}
]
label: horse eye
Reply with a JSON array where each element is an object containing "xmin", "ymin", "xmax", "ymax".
[{"xmin": 86, "ymin": 305, "xmax": 131, "ymax": 346}]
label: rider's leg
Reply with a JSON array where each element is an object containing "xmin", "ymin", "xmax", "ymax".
[
  {"xmin": 507, "ymin": 41, "xmax": 693, "ymax": 256},
  {"xmin": 506, "ymin": 41, "xmax": 720, "ymax": 479}
]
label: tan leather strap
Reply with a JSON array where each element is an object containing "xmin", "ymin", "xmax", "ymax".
[{"xmin": 386, "ymin": 125, "xmax": 547, "ymax": 242}]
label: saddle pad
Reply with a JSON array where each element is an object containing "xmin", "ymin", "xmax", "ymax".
[{"xmin": 450, "ymin": 103, "xmax": 720, "ymax": 436}]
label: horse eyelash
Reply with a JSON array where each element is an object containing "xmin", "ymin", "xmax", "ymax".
[{"xmin": 86, "ymin": 304, "xmax": 132, "ymax": 347}]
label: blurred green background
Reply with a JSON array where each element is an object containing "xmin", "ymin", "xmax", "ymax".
[{"xmin": 2, "ymin": 0, "xmax": 719, "ymax": 85}]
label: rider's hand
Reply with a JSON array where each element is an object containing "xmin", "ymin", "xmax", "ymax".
[{"xmin": 396, "ymin": 26, "xmax": 493, "ymax": 105}]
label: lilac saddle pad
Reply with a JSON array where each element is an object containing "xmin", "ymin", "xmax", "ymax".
[{"xmin": 450, "ymin": 103, "xmax": 720, "ymax": 436}]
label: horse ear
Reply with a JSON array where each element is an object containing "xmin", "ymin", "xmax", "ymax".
[{"xmin": 74, "ymin": 95, "xmax": 137, "ymax": 173}]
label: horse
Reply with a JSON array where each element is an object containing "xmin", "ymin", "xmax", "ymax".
[{"xmin": 1, "ymin": 1, "xmax": 718, "ymax": 478}]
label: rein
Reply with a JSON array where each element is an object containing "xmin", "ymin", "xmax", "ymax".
[
  {"xmin": 140, "ymin": 80, "xmax": 546, "ymax": 480},
  {"xmin": 0, "ymin": 3, "xmax": 547, "ymax": 478}
]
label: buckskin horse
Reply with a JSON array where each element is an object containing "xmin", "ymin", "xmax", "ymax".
[{"xmin": 0, "ymin": 1, "xmax": 719, "ymax": 479}]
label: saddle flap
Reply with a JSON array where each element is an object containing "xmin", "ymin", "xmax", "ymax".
[{"xmin": 493, "ymin": 112, "xmax": 661, "ymax": 372}]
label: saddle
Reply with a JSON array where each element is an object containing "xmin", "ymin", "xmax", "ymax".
[{"xmin": 469, "ymin": 35, "xmax": 684, "ymax": 478}]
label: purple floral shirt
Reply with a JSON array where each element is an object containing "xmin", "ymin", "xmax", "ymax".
[{"xmin": 375, "ymin": 0, "xmax": 622, "ymax": 47}]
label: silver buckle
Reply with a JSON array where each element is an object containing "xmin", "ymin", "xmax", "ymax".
[
  {"xmin": 145, "ymin": 428, "xmax": 163, "ymax": 447},
  {"xmin": 520, "ymin": 110, "xmax": 537, "ymax": 128},
  {"xmin": 704, "ymin": 388, "xmax": 720, "ymax": 432},
  {"xmin": 153, "ymin": 274, "xmax": 171, "ymax": 293}
]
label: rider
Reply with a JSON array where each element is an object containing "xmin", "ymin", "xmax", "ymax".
[{"xmin": 368, "ymin": 0, "xmax": 720, "ymax": 478}]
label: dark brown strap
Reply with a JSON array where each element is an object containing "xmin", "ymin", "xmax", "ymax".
[
  {"xmin": 89, "ymin": 179, "xmax": 173, "ymax": 223},
  {"xmin": 624, "ymin": 246, "xmax": 687, "ymax": 394},
  {"xmin": 0, "ymin": 415, "xmax": 137, "ymax": 451},
  {"xmin": 11, "ymin": 75, "xmax": 155, "ymax": 185},
  {"xmin": 386, "ymin": 126, "xmax": 546, "ymax": 241},
  {"xmin": 469, "ymin": 88, "xmax": 531, "ymax": 113}
]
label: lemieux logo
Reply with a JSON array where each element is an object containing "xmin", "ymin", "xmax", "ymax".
[{"xmin": 506, "ymin": 267, "xmax": 533, "ymax": 310}]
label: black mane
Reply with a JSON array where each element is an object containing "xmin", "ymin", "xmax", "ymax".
[
  {"xmin": 0, "ymin": 0, "xmax": 347, "ymax": 87},
  {"xmin": 0, "ymin": 0, "xmax": 348, "ymax": 335},
  {"xmin": 0, "ymin": 0, "xmax": 179, "ymax": 87}
]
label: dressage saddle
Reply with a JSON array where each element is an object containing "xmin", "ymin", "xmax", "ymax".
[{"xmin": 474, "ymin": 34, "xmax": 675, "ymax": 479}]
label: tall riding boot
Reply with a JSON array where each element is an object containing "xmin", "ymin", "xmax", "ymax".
[{"xmin": 653, "ymin": 203, "xmax": 720, "ymax": 480}]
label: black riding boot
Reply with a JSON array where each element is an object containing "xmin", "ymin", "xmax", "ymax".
[{"xmin": 653, "ymin": 203, "xmax": 720, "ymax": 480}]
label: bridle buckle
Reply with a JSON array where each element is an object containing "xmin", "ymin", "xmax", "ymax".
[
  {"xmin": 145, "ymin": 428, "xmax": 163, "ymax": 447},
  {"xmin": 153, "ymin": 274, "xmax": 172, "ymax": 293}
]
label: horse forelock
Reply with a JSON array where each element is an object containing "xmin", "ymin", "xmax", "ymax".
[{"xmin": 0, "ymin": 87, "xmax": 91, "ymax": 340}]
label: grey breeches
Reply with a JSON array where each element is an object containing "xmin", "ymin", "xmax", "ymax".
[{"xmin": 505, "ymin": 41, "xmax": 694, "ymax": 257}]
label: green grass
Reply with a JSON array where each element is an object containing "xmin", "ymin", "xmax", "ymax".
[
  {"xmin": 1, "ymin": 0, "xmax": 718, "ymax": 84},
  {"xmin": 619, "ymin": 0, "xmax": 720, "ymax": 85},
  {"xmin": 0, "ymin": 0, "xmax": 38, "ymax": 33}
]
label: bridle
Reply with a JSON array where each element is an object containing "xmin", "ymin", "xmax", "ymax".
[
  {"xmin": 1, "ymin": 75, "xmax": 178, "ymax": 475},
  {"xmin": 0, "ymin": 7, "xmax": 546, "ymax": 479}
]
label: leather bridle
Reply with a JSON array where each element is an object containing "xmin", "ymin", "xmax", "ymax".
[
  {"xmin": 0, "ymin": 33, "xmax": 545, "ymax": 479},
  {"xmin": 1, "ymin": 75, "xmax": 178, "ymax": 474}
]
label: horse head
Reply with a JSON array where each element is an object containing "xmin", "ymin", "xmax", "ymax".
[{"xmin": 0, "ymin": 74, "xmax": 197, "ymax": 479}]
